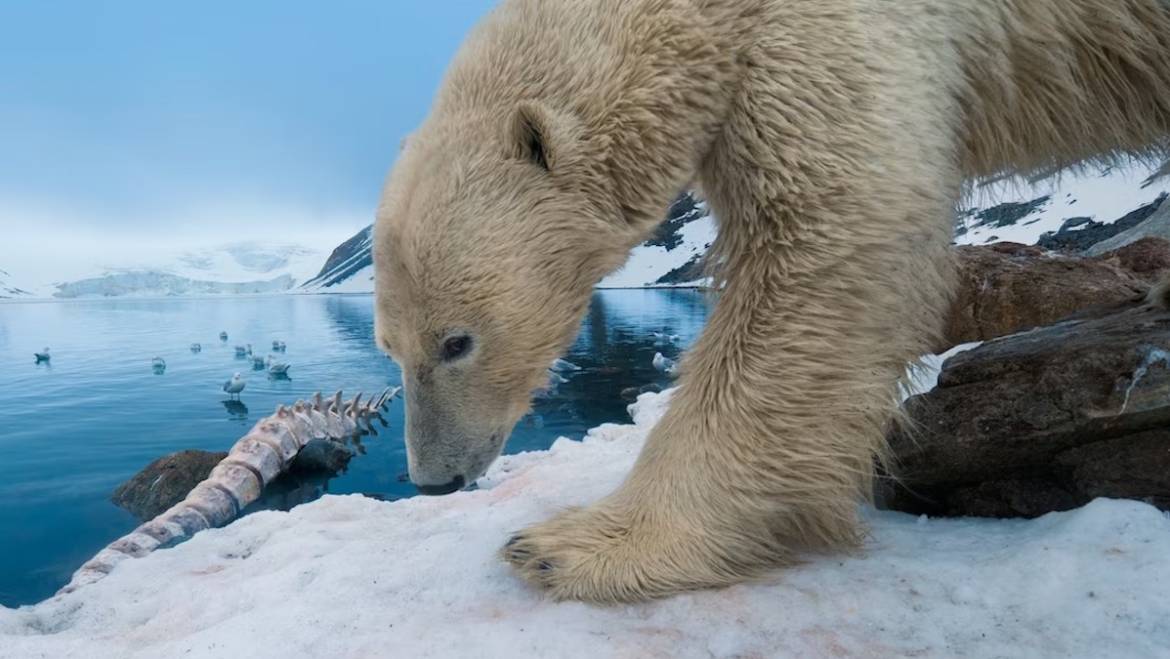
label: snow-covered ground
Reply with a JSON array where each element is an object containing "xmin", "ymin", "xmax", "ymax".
[{"xmin": 2, "ymin": 389, "xmax": 1166, "ymax": 659}]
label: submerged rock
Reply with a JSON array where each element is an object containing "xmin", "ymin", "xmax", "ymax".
[
  {"xmin": 113, "ymin": 440, "xmax": 356, "ymax": 521},
  {"xmin": 886, "ymin": 301, "xmax": 1170, "ymax": 517},
  {"xmin": 111, "ymin": 450, "xmax": 228, "ymax": 521},
  {"xmin": 290, "ymin": 439, "xmax": 355, "ymax": 475}
]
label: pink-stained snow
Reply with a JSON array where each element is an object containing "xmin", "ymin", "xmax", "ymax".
[{"xmin": 2, "ymin": 390, "xmax": 1168, "ymax": 658}]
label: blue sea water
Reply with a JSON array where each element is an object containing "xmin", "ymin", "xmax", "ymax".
[{"xmin": 0, "ymin": 290, "xmax": 709, "ymax": 607}]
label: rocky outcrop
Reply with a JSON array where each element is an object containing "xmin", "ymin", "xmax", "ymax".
[
  {"xmin": 941, "ymin": 239, "xmax": 1168, "ymax": 348},
  {"xmin": 885, "ymin": 301, "xmax": 1170, "ymax": 518},
  {"xmin": 1036, "ymin": 193, "xmax": 1166, "ymax": 253},
  {"xmin": 113, "ymin": 440, "xmax": 360, "ymax": 521},
  {"xmin": 1087, "ymin": 198, "xmax": 1170, "ymax": 256},
  {"xmin": 301, "ymin": 226, "xmax": 374, "ymax": 290}
]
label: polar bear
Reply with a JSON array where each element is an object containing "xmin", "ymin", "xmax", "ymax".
[{"xmin": 373, "ymin": 0, "xmax": 1170, "ymax": 602}]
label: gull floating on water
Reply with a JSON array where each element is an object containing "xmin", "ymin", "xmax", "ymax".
[
  {"xmin": 653, "ymin": 331, "xmax": 682, "ymax": 346},
  {"xmin": 222, "ymin": 372, "xmax": 246, "ymax": 399},
  {"xmin": 151, "ymin": 357, "xmax": 166, "ymax": 373},
  {"xmin": 234, "ymin": 344, "xmax": 252, "ymax": 358},
  {"xmin": 219, "ymin": 331, "xmax": 229, "ymax": 342},
  {"xmin": 652, "ymin": 352, "xmax": 677, "ymax": 374},
  {"xmin": 251, "ymin": 355, "xmax": 267, "ymax": 370},
  {"xmin": 190, "ymin": 343, "xmax": 202, "ymax": 353},
  {"xmin": 272, "ymin": 340, "xmax": 286, "ymax": 352},
  {"xmin": 266, "ymin": 356, "xmax": 291, "ymax": 377},
  {"xmin": 34, "ymin": 347, "xmax": 50, "ymax": 363}
]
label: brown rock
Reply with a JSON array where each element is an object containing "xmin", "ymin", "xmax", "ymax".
[
  {"xmin": 1096, "ymin": 236, "xmax": 1170, "ymax": 282},
  {"xmin": 942, "ymin": 241, "xmax": 1156, "ymax": 349},
  {"xmin": 112, "ymin": 450, "xmax": 228, "ymax": 521},
  {"xmin": 885, "ymin": 301, "xmax": 1170, "ymax": 518}
]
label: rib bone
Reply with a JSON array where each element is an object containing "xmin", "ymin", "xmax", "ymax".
[{"xmin": 60, "ymin": 386, "xmax": 401, "ymax": 595}]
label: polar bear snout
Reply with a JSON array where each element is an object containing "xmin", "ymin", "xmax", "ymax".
[
  {"xmin": 415, "ymin": 475, "xmax": 465, "ymax": 496},
  {"xmin": 403, "ymin": 377, "xmax": 511, "ymax": 493}
]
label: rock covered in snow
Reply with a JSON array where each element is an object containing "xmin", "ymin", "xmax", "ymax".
[
  {"xmin": 300, "ymin": 226, "xmax": 374, "ymax": 292},
  {"xmin": 888, "ymin": 300, "xmax": 1170, "ymax": 518},
  {"xmin": 3, "ymin": 391, "xmax": 1169, "ymax": 658},
  {"xmin": 1036, "ymin": 193, "xmax": 1167, "ymax": 253},
  {"xmin": 1087, "ymin": 195, "xmax": 1170, "ymax": 256}
]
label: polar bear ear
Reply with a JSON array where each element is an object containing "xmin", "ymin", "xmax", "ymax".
[{"xmin": 512, "ymin": 102, "xmax": 562, "ymax": 172}]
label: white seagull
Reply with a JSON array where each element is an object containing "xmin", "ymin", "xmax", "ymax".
[
  {"xmin": 190, "ymin": 343, "xmax": 202, "ymax": 353},
  {"xmin": 34, "ymin": 347, "xmax": 50, "ymax": 363},
  {"xmin": 222, "ymin": 372, "xmax": 246, "ymax": 399},
  {"xmin": 266, "ymin": 356, "xmax": 291, "ymax": 377},
  {"xmin": 652, "ymin": 352, "xmax": 677, "ymax": 375},
  {"xmin": 151, "ymin": 357, "xmax": 166, "ymax": 372},
  {"xmin": 219, "ymin": 331, "xmax": 229, "ymax": 342}
]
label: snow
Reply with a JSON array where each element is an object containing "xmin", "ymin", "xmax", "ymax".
[
  {"xmin": 900, "ymin": 341, "xmax": 982, "ymax": 400},
  {"xmin": 955, "ymin": 161, "xmax": 1170, "ymax": 246},
  {"xmin": 3, "ymin": 390, "xmax": 1168, "ymax": 659},
  {"xmin": 301, "ymin": 263, "xmax": 375, "ymax": 294},
  {"xmin": 597, "ymin": 215, "xmax": 716, "ymax": 288}
]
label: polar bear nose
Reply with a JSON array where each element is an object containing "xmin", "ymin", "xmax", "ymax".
[{"xmin": 415, "ymin": 474, "xmax": 465, "ymax": 496}]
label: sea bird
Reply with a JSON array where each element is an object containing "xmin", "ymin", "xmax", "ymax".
[{"xmin": 222, "ymin": 372, "xmax": 246, "ymax": 399}]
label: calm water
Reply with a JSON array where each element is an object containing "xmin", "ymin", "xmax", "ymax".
[{"xmin": 0, "ymin": 290, "xmax": 709, "ymax": 607}]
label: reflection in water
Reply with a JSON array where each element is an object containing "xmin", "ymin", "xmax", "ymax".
[
  {"xmin": 222, "ymin": 400, "xmax": 249, "ymax": 420},
  {"xmin": 0, "ymin": 289, "xmax": 709, "ymax": 606}
]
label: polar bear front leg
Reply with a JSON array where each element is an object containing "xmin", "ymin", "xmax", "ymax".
[
  {"xmin": 503, "ymin": 115, "xmax": 959, "ymax": 601},
  {"xmin": 503, "ymin": 213, "xmax": 955, "ymax": 602}
]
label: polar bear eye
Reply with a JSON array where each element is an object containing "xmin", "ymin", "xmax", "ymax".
[{"xmin": 440, "ymin": 335, "xmax": 472, "ymax": 362}]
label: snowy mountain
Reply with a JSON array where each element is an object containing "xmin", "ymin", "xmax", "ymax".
[
  {"xmin": 40, "ymin": 160, "xmax": 1147, "ymax": 299},
  {"xmin": 19, "ymin": 242, "xmax": 329, "ymax": 299},
  {"xmin": 300, "ymin": 193, "xmax": 717, "ymax": 294},
  {"xmin": 300, "ymin": 226, "xmax": 375, "ymax": 293},
  {"xmin": 955, "ymin": 160, "xmax": 1170, "ymax": 248},
  {"xmin": 303, "ymin": 161, "xmax": 1170, "ymax": 294},
  {"xmin": 597, "ymin": 193, "xmax": 715, "ymax": 288}
]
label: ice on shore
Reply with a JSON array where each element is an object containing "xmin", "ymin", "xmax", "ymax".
[{"xmin": 2, "ymin": 390, "xmax": 1168, "ymax": 659}]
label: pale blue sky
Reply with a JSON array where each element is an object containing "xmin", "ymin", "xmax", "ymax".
[{"xmin": 0, "ymin": 1, "xmax": 495, "ymax": 274}]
